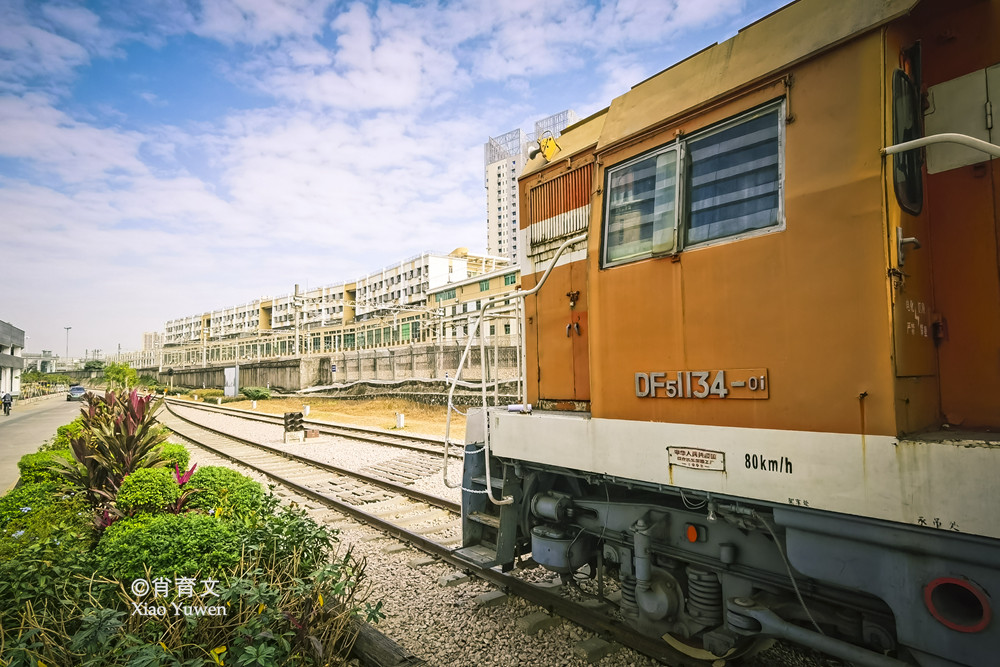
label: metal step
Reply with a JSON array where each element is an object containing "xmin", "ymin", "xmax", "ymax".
[
  {"xmin": 468, "ymin": 511, "xmax": 501, "ymax": 528},
  {"xmin": 453, "ymin": 544, "xmax": 499, "ymax": 566}
]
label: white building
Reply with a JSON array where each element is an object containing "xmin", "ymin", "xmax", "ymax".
[
  {"xmin": 142, "ymin": 331, "xmax": 164, "ymax": 351},
  {"xmin": 163, "ymin": 248, "xmax": 509, "ymax": 347},
  {"xmin": 484, "ymin": 110, "xmax": 577, "ymax": 262},
  {"xmin": 0, "ymin": 320, "xmax": 25, "ymax": 395}
]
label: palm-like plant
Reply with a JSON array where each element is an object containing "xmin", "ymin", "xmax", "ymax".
[{"xmin": 54, "ymin": 389, "xmax": 169, "ymax": 508}]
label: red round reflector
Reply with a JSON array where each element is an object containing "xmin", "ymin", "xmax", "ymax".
[
  {"xmin": 686, "ymin": 525, "xmax": 698, "ymax": 543},
  {"xmin": 924, "ymin": 577, "xmax": 991, "ymax": 633}
]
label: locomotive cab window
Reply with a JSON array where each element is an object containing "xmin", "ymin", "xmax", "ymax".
[
  {"xmin": 891, "ymin": 68, "xmax": 923, "ymax": 215},
  {"xmin": 605, "ymin": 146, "xmax": 679, "ymax": 264},
  {"xmin": 602, "ymin": 101, "xmax": 784, "ymax": 267}
]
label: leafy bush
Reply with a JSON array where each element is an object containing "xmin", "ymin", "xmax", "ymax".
[
  {"xmin": 189, "ymin": 388, "xmax": 224, "ymax": 399},
  {"xmin": 56, "ymin": 389, "xmax": 169, "ymax": 506},
  {"xmin": 116, "ymin": 467, "xmax": 181, "ymax": 514},
  {"xmin": 96, "ymin": 512, "xmax": 240, "ymax": 579},
  {"xmin": 0, "ymin": 482, "xmax": 61, "ymax": 529},
  {"xmin": 159, "ymin": 442, "xmax": 190, "ymax": 470},
  {"xmin": 240, "ymin": 386, "xmax": 271, "ymax": 401},
  {"xmin": 18, "ymin": 450, "xmax": 71, "ymax": 484},
  {"xmin": 0, "ymin": 493, "xmax": 95, "ymax": 560},
  {"xmin": 0, "ymin": 492, "xmax": 381, "ymax": 666},
  {"xmin": 187, "ymin": 467, "xmax": 263, "ymax": 519},
  {"xmin": 240, "ymin": 493, "xmax": 335, "ymax": 569},
  {"xmin": 37, "ymin": 416, "xmax": 87, "ymax": 452}
]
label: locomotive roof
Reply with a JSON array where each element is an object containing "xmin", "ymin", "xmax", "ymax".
[
  {"xmin": 599, "ymin": 0, "xmax": 917, "ymax": 150},
  {"xmin": 524, "ymin": 0, "xmax": 920, "ymax": 181}
]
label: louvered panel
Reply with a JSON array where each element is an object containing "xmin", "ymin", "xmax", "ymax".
[{"xmin": 527, "ymin": 164, "xmax": 593, "ymax": 248}]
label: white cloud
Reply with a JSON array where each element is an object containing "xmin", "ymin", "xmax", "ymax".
[
  {"xmin": 194, "ymin": 0, "xmax": 332, "ymax": 45},
  {"xmin": 0, "ymin": 0, "xmax": 784, "ymax": 354},
  {"xmin": 0, "ymin": 95, "xmax": 148, "ymax": 183}
]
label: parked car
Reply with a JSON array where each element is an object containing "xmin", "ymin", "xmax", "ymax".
[{"xmin": 67, "ymin": 385, "xmax": 87, "ymax": 401}]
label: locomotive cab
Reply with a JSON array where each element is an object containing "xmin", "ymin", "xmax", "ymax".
[{"xmin": 456, "ymin": 1, "xmax": 1000, "ymax": 665}]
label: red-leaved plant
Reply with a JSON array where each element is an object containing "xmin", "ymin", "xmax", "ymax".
[{"xmin": 174, "ymin": 463, "xmax": 197, "ymax": 485}]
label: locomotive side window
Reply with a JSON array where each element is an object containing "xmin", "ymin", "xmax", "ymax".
[
  {"xmin": 604, "ymin": 146, "xmax": 679, "ymax": 265},
  {"xmin": 602, "ymin": 101, "xmax": 784, "ymax": 267},
  {"xmin": 892, "ymin": 68, "xmax": 923, "ymax": 215},
  {"xmin": 685, "ymin": 106, "xmax": 782, "ymax": 245}
]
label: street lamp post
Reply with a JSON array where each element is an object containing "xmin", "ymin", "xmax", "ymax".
[{"xmin": 64, "ymin": 327, "xmax": 71, "ymax": 365}]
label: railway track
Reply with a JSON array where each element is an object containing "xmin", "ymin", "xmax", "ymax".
[
  {"xmin": 160, "ymin": 402, "xmax": 716, "ymax": 666},
  {"xmin": 161, "ymin": 403, "xmax": 463, "ymax": 547},
  {"xmin": 163, "ymin": 397, "xmax": 460, "ymax": 459}
]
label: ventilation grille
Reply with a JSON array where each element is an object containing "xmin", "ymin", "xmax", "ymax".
[{"xmin": 527, "ymin": 164, "xmax": 592, "ymax": 250}]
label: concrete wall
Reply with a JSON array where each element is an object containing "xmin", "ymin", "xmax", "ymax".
[{"xmin": 152, "ymin": 341, "xmax": 521, "ymax": 392}]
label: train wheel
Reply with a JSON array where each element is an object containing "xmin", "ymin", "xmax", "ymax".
[{"xmin": 662, "ymin": 634, "xmax": 774, "ymax": 666}]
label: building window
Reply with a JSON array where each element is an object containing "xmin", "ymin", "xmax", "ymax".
[
  {"xmin": 504, "ymin": 273, "xmax": 516, "ymax": 286},
  {"xmin": 489, "ymin": 325, "xmax": 496, "ymax": 335},
  {"xmin": 440, "ymin": 288, "xmax": 456, "ymax": 300},
  {"xmin": 603, "ymin": 101, "xmax": 783, "ymax": 267},
  {"xmin": 504, "ymin": 324, "xmax": 511, "ymax": 335},
  {"xmin": 479, "ymin": 279, "xmax": 490, "ymax": 291}
]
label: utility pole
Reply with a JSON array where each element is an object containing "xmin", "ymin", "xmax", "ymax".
[{"xmin": 293, "ymin": 284, "xmax": 304, "ymax": 356}]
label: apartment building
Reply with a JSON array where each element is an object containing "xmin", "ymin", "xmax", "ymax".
[
  {"xmin": 484, "ymin": 110, "xmax": 577, "ymax": 262},
  {"xmin": 0, "ymin": 320, "xmax": 25, "ymax": 395},
  {"xmin": 163, "ymin": 248, "xmax": 509, "ymax": 348},
  {"xmin": 142, "ymin": 331, "xmax": 163, "ymax": 351},
  {"xmin": 427, "ymin": 267, "xmax": 520, "ymax": 343}
]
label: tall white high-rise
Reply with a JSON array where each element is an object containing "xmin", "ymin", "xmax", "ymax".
[{"xmin": 484, "ymin": 110, "xmax": 577, "ymax": 263}]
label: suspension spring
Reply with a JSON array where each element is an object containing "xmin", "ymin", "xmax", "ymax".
[
  {"xmin": 686, "ymin": 566, "xmax": 723, "ymax": 625},
  {"xmin": 621, "ymin": 574, "xmax": 637, "ymax": 607}
]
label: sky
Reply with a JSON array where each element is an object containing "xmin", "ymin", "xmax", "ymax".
[{"xmin": 1, "ymin": 0, "xmax": 789, "ymax": 359}]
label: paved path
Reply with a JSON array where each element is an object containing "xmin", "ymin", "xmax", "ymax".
[{"xmin": 0, "ymin": 394, "xmax": 81, "ymax": 492}]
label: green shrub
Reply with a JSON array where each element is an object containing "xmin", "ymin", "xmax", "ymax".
[
  {"xmin": 158, "ymin": 442, "xmax": 190, "ymax": 471},
  {"xmin": 0, "ymin": 482, "xmax": 61, "ymax": 529},
  {"xmin": 240, "ymin": 386, "xmax": 271, "ymax": 400},
  {"xmin": 187, "ymin": 466, "xmax": 263, "ymax": 519},
  {"xmin": 240, "ymin": 493, "xmax": 335, "ymax": 569},
  {"xmin": 116, "ymin": 468, "xmax": 181, "ymax": 514},
  {"xmin": 0, "ymin": 493, "xmax": 95, "ymax": 560},
  {"xmin": 189, "ymin": 388, "xmax": 224, "ymax": 399},
  {"xmin": 96, "ymin": 512, "xmax": 240, "ymax": 579},
  {"xmin": 18, "ymin": 450, "xmax": 72, "ymax": 484},
  {"xmin": 37, "ymin": 416, "xmax": 87, "ymax": 452}
]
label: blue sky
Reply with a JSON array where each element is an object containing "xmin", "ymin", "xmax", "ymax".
[{"xmin": 1, "ymin": 0, "xmax": 788, "ymax": 358}]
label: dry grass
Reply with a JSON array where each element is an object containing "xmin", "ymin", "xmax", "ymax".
[{"xmin": 224, "ymin": 396, "xmax": 466, "ymax": 439}]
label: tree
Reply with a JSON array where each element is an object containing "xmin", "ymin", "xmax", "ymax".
[
  {"xmin": 103, "ymin": 362, "xmax": 138, "ymax": 390},
  {"xmin": 83, "ymin": 360, "xmax": 104, "ymax": 371}
]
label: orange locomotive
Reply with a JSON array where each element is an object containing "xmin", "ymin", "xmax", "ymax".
[{"xmin": 456, "ymin": 0, "xmax": 1000, "ymax": 665}]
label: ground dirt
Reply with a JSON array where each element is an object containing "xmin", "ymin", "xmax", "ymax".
[{"xmin": 193, "ymin": 396, "xmax": 466, "ymax": 440}]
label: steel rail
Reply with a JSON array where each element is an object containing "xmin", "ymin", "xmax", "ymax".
[
  {"xmin": 160, "ymin": 404, "xmax": 706, "ymax": 667},
  {"xmin": 164, "ymin": 397, "xmax": 462, "ymax": 459},
  {"xmin": 162, "ymin": 402, "xmax": 459, "ymax": 513}
]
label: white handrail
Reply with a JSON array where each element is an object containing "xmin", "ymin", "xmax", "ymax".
[
  {"xmin": 882, "ymin": 132, "xmax": 1000, "ymax": 158},
  {"xmin": 442, "ymin": 233, "xmax": 588, "ymax": 505}
]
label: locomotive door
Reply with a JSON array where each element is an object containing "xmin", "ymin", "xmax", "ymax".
[
  {"xmin": 889, "ymin": 58, "xmax": 937, "ymax": 379},
  {"xmin": 527, "ymin": 258, "xmax": 590, "ymax": 405}
]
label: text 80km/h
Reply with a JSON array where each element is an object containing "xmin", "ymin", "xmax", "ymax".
[{"xmin": 635, "ymin": 369, "xmax": 769, "ymax": 400}]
